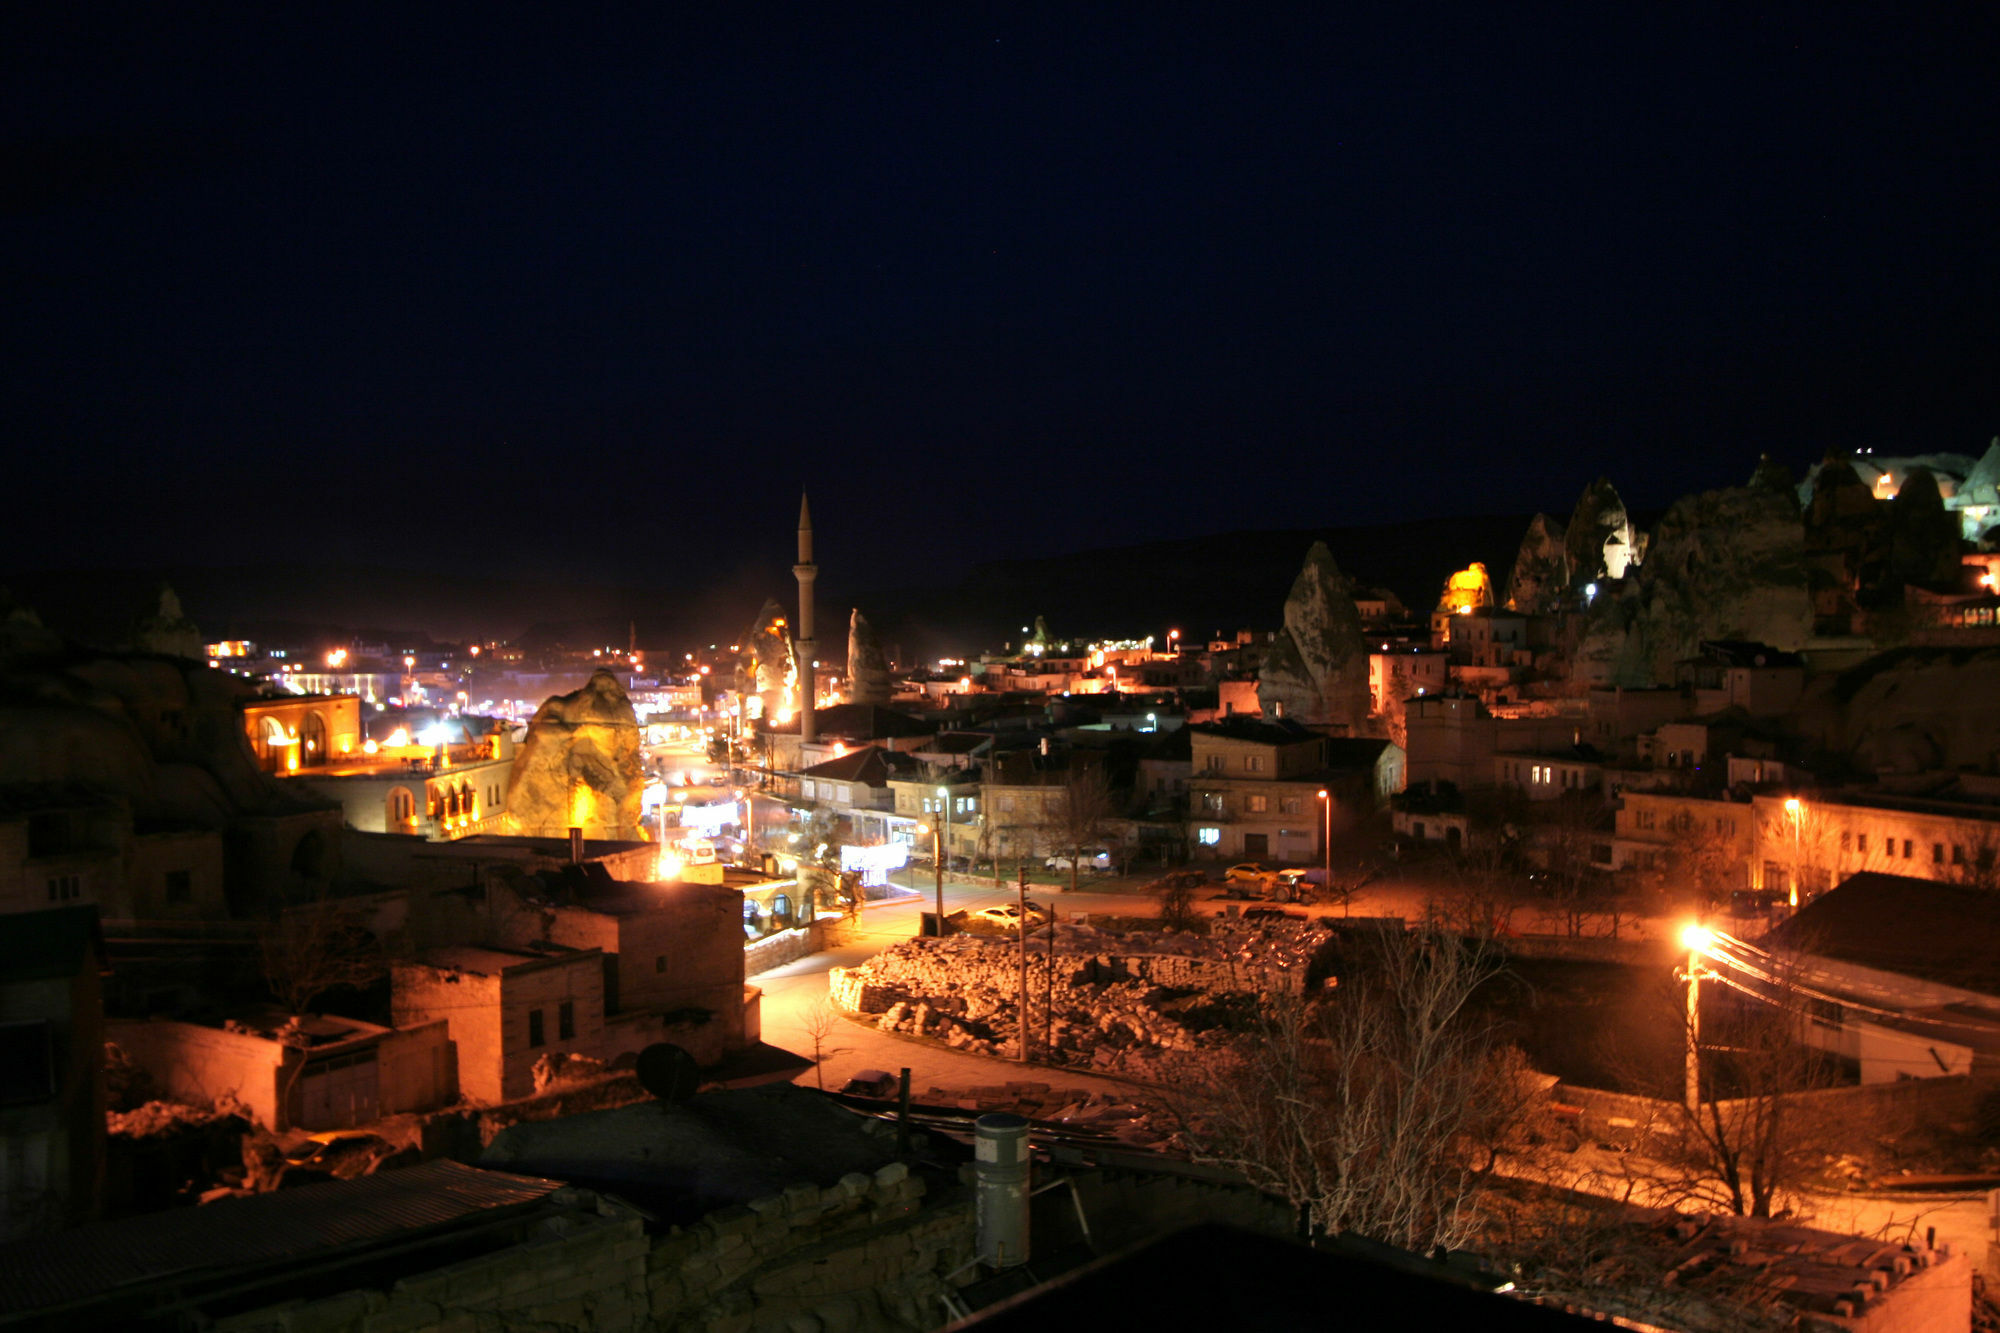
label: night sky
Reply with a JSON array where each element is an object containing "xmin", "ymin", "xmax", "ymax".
[{"xmin": 7, "ymin": 6, "xmax": 1998, "ymax": 591}]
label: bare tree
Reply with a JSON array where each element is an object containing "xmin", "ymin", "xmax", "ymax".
[
  {"xmin": 800, "ymin": 997, "xmax": 845, "ymax": 1091},
  {"xmin": 1180, "ymin": 931, "xmax": 1528, "ymax": 1251},
  {"xmin": 1044, "ymin": 767, "xmax": 1116, "ymax": 894},
  {"xmin": 1598, "ymin": 954, "xmax": 1844, "ymax": 1220},
  {"xmin": 1156, "ymin": 872, "xmax": 1205, "ymax": 933},
  {"xmin": 1529, "ymin": 796, "xmax": 1614, "ymax": 938},
  {"xmin": 1660, "ymin": 812, "xmax": 1747, "ymax": 916},
  {"xmin": 259, "ymin": 894, "xmax": 385, "ymax": 1018}
]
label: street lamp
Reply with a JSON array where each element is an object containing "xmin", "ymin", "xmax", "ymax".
[
  {"xmin": 1678, "ymin": 924, "xmax": 1716, "ymax": 1113},
  {"xmin": 934, "ymin": 784, "xmax": 951, "ymax": 935},
  {"xmin": 1783, "ymin": 796, "xmax": 1804, "ymax": 908},
  {"xmin": 1317, "ymin": 789, "xmax": 1337, "ymax": 915}
]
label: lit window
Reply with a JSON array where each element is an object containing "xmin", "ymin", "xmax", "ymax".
[{"xmin": 1198, "ymin": 827, "xmax": 1220, "ymax": 846}]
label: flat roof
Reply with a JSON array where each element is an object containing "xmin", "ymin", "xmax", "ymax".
[
  {"xmin": 412, "ymin": 944, "xmax": 596, "ymax": 976},
  {"xmin": 0, "ymin": 1161, "xmax": 562, "ymax": 1318}
]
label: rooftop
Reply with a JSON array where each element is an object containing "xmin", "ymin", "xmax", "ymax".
[
  {"xmin": 0, "ymin": 1160, "xmax": 563, "ymax": 1318},
  {"xmin": 1771, "ymin": 871, "xmax": 2000, "ymax": 997},
  {"xmin": 410, "ymin": 943, "xmax": 598, "ymax": 977}
]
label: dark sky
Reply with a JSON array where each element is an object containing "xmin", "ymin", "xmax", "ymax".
[{"xmin": 7, "ymin": 5, "xmax": 1998, "ymax": 590}]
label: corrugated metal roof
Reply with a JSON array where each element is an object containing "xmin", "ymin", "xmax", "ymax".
[{"xmin": 0, "ymin": 1160, "xmax": 562, "ymax": 1317}]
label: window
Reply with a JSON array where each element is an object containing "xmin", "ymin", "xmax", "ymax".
[
  {"xmin": 1903, "ymin": 839, "xmax": 1914, "ymax": 860},
  {"xmin": 1281, "ymin": 798, "xmax": 1301, "ymax": 815},
  {"xmin": 1201, "ymin": 794, "xmax": 1225, "ymax": 815},
  {"xmin": 1636, "ymin": 808, "xmax": 1655, "ymax": 830},
  {"xmin": 1933, "ymin": 843, "xmax": 1945, "ymax": 864},
  {"xmin": 803, "ymin": 779, "xmax": 817, "ymax": 799},
  {"xmin": 1839, "ymin": 831, "xmax": 1849, "ymax": 852},
  {"xmin": 1245, "ymin": 795, "xmax": 1269, "ymax": 814},
  {"xmin": 558, "ymin": 1001, "xmax": 575, "ymax": 1041},
  {"xmin": 1244, "ymin": 756, "xmax": 1264, "ymax": 773},
  {"xmin": 46, "ymin": 875, "xmax": 81, "ymax": 903},
  {"xmin": 164, "ymin": 870, "xmax": 192, "ymax": 905},
  {"xmin": 999, "ymin": 796, "xmax": 1015, "ymax": 813},
  {"xmin": 527, "ymin": 1009, "xmax": 545, "ymax": 1048},
  {"xmin": 655, "ymin": 954, "xmax": 666, "ymax": 973},
  {"xmin": 1205, "ymin": 755, "xmax": 1224, "ymax": 772},
  {"xmin": 1857, "ymin": 833, "xmax": 1868, "ymax": 854},
  {"xmin": 837, "ymin": 785, "xmax": 852, "ymax": 804},
  {"xmin": 1197, "ymin": 827, "xmax": 1220, "ymax": 846},
  {"xmin": 1952, "ymin": 844, "xmax": 1966, "ymax": 865}
]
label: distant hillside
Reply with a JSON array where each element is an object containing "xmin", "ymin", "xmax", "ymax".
[
  {"xmin": 859, "ymin": 514, "xmax": 1535, "ymax": 658},
  {"xmin": 9, "ymin": 513, "xmax": 1535, "ymax": 660}
]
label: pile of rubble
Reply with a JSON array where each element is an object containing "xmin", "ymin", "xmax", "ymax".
[
  {"xmin": 831, "ymin": 919, "xmax": 1333, "ymax": 1082},
  {"xmin": 915, "ymin": 1081, "xmax": 1171, "ymax": 1149}
]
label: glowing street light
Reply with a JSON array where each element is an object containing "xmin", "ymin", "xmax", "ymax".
[
  {"xmin": 1783, "ymin": 797, "xmax": 1805, "ymax": 907},
  {"xmin": 1317, "ymin": 789, "xmax": 1338, "ymax": 916},
  {"xmin": 1677, "ymin": 922, "xmax": 1717, "ymax": 1112}
]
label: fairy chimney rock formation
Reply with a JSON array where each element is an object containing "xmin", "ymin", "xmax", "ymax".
[
  {"xmin": 1255, "ymin": 542, "xmax": 1371, "ymax": 732},
  {"xmin": 1504, "ymin": 513, "xmax": 1569, "ymax": 614},
  {"xmin": 505, "ymin": 670, "xmax": 644, "ymax": 840},
  {"xmin": 846, "ymin": 609, "xmax": 891, "ymax": 706}
]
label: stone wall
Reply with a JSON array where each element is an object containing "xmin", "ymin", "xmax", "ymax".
[
  {"xmin": 1557, "ymin": 1075, "xmax": 1985, "ymax": 1152},
  {"xmin": 743, "ymin": 919, "xmax": 828, "ymax": 978},
  {"xmin": 647, "ymin": 1158, "xmax": 973, "ymax": 1332},
  {"xmin": 107, "ymin": 1017, "xmax": 288, "ymax": 1130}
]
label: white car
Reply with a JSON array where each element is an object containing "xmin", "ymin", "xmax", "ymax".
[
  {"xmin": 968, "ymin": 901, "xmax": 1048, "ymax": 927},
  {"xmin": 1045, "ymin": 850, "xmax": 1113, "ymax": 872}
]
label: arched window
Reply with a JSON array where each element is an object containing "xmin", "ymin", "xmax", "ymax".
[{"xmin": 388, "ymin": 787, "xmax": 417, "ymax": 828}]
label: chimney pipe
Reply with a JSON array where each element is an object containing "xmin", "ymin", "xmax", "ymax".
[
  {"xmin": 974, "ymin": 1113, "xmax": 1031, "ymax": 1268},
  {"xmin": 568, "ymin": 826, "xmax": 583, "ymax": 863}
]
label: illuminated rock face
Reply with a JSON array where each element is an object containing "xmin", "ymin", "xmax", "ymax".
[
  {"xmin": 734, "ymin": 599, "xmax": 796, "ymax": 721},
  {"xmin": 1436, "ymin": 562, "xmax": 1493, "ymax": 615},
  {"xmin": 846, "ymin": 609, "xmax": 890, "ymax": 706},
  {"xmin": 1575, "ymin": 481, "xmax": 1811, "ymax": 687},
  {"xmin": 505, "ymin": 670, "xmax": 644, "ymax": 840},
  {"xmin": 1256, "ymin": 542, "xmax": 1371, "ymax": 732},
  {"xmin": 1504, "ymin": 514, "xmax": 1568, "ymax": 614},
  {"xmin": 1565, "ymin": 477, "xmax": 1640, "ymax": 587}
]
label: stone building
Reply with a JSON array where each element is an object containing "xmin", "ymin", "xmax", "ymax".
[
  {"xmin": 494, "ymin": 875, "xmax": 754, "ymax": 1069},
  {"xmin": 393, "ymin": 944, "xmax": 606, "ymax": 1104},
  {"xmin": 0, "ymin": 906, "xmax": 104, "ymax": 1243},
  {"xmin": 239, "ymin": 693, "xmax": 363, "ymax": 774},
  {"xmin": 107, "ymin": 1010, "xmax": 454, "ymax": 1132},
  {"xmin": 1187, "ymin": 718, "xmax": 1399, "ymax": 862}
]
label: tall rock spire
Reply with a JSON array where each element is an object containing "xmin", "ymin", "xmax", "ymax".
[{"xmin": 793, "ymin": 491, "xmax": 818, "ymax": 742}]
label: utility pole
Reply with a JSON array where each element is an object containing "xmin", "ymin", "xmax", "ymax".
[
  {"xmin": 931, "ymin": 818, "xmax": 945, "ymax": 938},
  {"xmin": 1045, "ymin": 904, "xmax": 1056, "ymax": 1057},
  {"xmin": 1679, "ymin": 924, "xmax": 1714, "ymax": 1114},
  {"xmin": 1017, "ymin": 863, "xmax": 1030, "ymax": 1062}
]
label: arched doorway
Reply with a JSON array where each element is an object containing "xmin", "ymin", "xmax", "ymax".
[
  {"xmin": 300, "ymin": 712, "xmax": 328, "ymax": 768},
  {"xmin": 259, "ymin": 716, "xmax": 292, "ymax": 773}
]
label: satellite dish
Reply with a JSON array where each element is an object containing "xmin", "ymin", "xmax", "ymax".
[{"xmin": 636, "ymin": 1043, "xmax": 699, "ymax": 1103}]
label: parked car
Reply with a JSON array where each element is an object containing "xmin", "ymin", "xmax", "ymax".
[
  {"xmin": 1046, "ymin": 849, "xmax": 1113, "ymax": 872},
  {"xmin": 1223, "ymin": 862, "xmax": 1276, "ymax": 885},
  {"xmin": 968, "ymin": 900, "xmax": 1048, "ymax": 927},
  {"xmin": 839, "ymin": 1069, "xmax": 899, "ymax": 1100},
  {"xmin": 1242, "ymin": 906, "xmax": 1305, "ymax": 923},
  {"xmin": 281, "ymin": 1129, "xmax": 388, "ymax": 1172}
]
